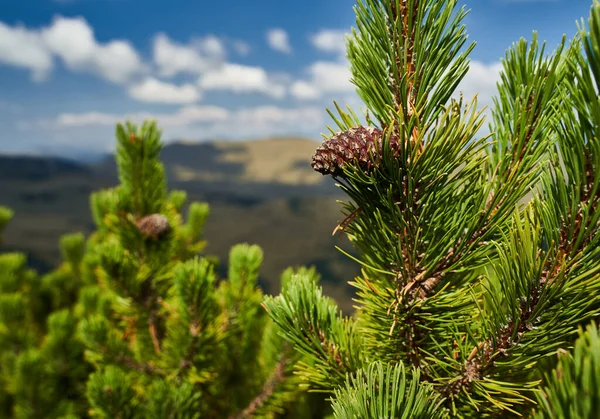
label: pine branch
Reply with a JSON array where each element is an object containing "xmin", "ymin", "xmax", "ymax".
[
  {"xmin": 348, "ymin": 0, "xmax": 474, "ymax": 129},
  {"xmin": 230, "ymin": 345, "xmax": 292, "ymax": 419},
  {"xmin": 331, "ymin": 361, "xmax": 448, "ymax": 418},
  {"xmin": 113, "ymin": 353, "xmax": 163, "ymax": 376},
  {"xmin": 297, "ymin": 0, "xmax": 600, "ymax": 416},
  {"xmin": 533, "ymin": 322, "xmax": 600, "ymax": 418},
  {"xmin": 263, "ymin": 274, "xmax": 362, "ymax": 390}
]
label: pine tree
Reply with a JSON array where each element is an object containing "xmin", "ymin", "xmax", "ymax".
[
  {"xmin": 0, "ymin": 122, "xmax": 332, "ymax": 418},
  {"xmin": 0, "ymin": 205, "xmax": 91, "ymax": 418},
  {"xmin": 77, "ymin": 121, "xmax": 313, "ymax": 417},
  {"xmin": 264, "ymin": 0, "xmax": 600, "ymax": 417}
]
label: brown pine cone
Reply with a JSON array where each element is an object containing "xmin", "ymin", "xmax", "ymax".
[
  {"xmin": 311, "ymin": 126, "xmax": 399, "ymax": 177},
  {"xmin": 135, "ymin": 214, "xmax": 170, "ymax": 239}
]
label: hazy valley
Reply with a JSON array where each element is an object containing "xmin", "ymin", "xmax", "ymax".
[{"xmin": 0, "ymin": 137, "xmax": 360, "ymax": 312}]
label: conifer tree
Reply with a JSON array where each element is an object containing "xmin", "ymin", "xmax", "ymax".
[
  {"xmin": 76, "ymin": 121, "xmax": 333, "ymax": 418},
  {"xmin": 0, "ymin": 205, "xmax": 91, "ymax": 418},
  {"xmin": 0, "ymin": 122, "xmax": 332, "ymax": 418},
  {"xmin": 264, "ymin": 0, "xmax": 600, "ymax": 417}
]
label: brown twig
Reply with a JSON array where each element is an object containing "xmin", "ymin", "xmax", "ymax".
[
  {"xmin": 446, "ymin": 160, "xmax": 597, "ymax": 397},
  {"xmin": 113, "ymin": 354, "xmax": 163, "ymax": 376},
  {"xmin": 231, "ymin": 348, "xmax": 291, "ymax": 419}
]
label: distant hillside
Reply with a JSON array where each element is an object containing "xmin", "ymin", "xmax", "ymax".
[
  {"xmin": 0, "ymin": 155, "xmax": 92, "ymax": 181},
  {"xmin": 0, "ymin": 137, "xmax": 358, "ymax": 312},
  {"xmin": 163, "ymin": 137, "xmax": 326, "ymax": 186},
  {"xmin": 94, "ymin": 137, "xmax": 339, "ymax": 199}
]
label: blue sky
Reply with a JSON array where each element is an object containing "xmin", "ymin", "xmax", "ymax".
[{"xmin": 0, "ymin": 0, "xmax": 595, "ymax": 158}]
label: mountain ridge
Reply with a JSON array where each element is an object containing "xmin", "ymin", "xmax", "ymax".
[{"xmin": 0, "ymin": 136, "xmax": 357, "ymax": 312}]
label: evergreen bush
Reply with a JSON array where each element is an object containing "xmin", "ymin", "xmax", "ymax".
[
  {"xmin": 0, "ymin": 122, "xmax": 330, "ymax": 418},
  {"xmin": 264, "ymin": 0, "xmax": 600, "ymax": 417},
  {"xmin": 1, "ymin": 0, "xmax": 599, "ymax": 417}
]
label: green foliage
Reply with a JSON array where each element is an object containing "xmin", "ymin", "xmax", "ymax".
[
  {"xmin": 263, "ymin": 275, "xmax": 362, "ymax": 390},
  {"xmin": 3, "ymin": 0, "xmax": 599, "ymax": 416},
  {"xmin": 266, "ymin": 0, "xmax": 600, "ymax": 417},
  {"xmin": 86, "ymin": 366, "xmax": 138, "ymax": 419},
  {"xmin": 346, "ymin": 0, "xmax": 474, "ymax": 128},
  {"xmin": 75, "ymin": 121, "xmax": 327, "ymax": 418},
  {"xmin": 0, "ymin": 206, "xmax": 14, "ymax": 241},
  {"xmin": 0, "ymin": 246, "xmax": 87, "ymax": 418},
  {"xmin": 331, "ymin": 362, "xmax": 447, "ymax": 419},
  {"xmin": 533, "ymin": 323, "xmax": 600, "ymax": 418},
  {"xmin": 0, "ymin": 120, "xmax": 330, "ymax": 418}
]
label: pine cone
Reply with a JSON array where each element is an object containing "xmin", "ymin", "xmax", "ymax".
[
  {"xmin": 135, "ymin": 214, "xmax": 170, "ymax": 239},
  {"xmin": 311, "ymin": 126, "xmax": 399, "ymax": 177}
]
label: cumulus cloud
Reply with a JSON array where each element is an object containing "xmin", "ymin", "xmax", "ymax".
[
  {"xmin": 42, "ymin": 16, "xmax": 146, "ymax": 84},
  {"xmin": 234, "ymin": 106, "xmax": 321, "ymax": 126},
  {"xmin": 152, "ymin": 33, "xmax": 225, "ymax": 77},
  {"xmin": 53, "ymin": 105, "xmax": 322, "ymax": 133},
  {"xmin": 310, "ymin": 29, "xmax": 349, "ymax": 56},
  {"xmin": 307, "ymin": 61, "xmax": 354, "ymax": 93},
  {"xmin": 195, "ymin": 35, "xmax": 226, "ymax": 58},
  {"xmin": 266, "ymin": 28, "xmax": 292, "ymax": 54},
  {"xmin": 128, "ymin": 77, "xmax": 200, "ymax": 104},
  {"xmin": 290, "ymin": 28, "xmax": 355, "ymax": 101},
  {"xmin": 232, "ymin": 40, "xmax": 251, "ymax": 56},
  {"xmin": 43, "ymin": 104, "xmax": 324, "ymax": 150},
  {"xmin": 291, "ymin": 60, "xmax": 355, "ymax": 100},
  {"xmin": 198, "ymin": 63, "xmax": 286, "ymax": 98},
  {"xmin": 290, "ymin": 81, "xmax": 321, "ymax": 100},
  {"xmin": 0, "ymin": 15, "xmax": 298, "ymax": 104},
  {"xmin": 454, "ymin": 61, "xmax": 503, "ymax": 109},
  {"xmin": 56, "ymin": 111, "xmax": 121, "ymax": 127},
  {"xmin": 0, "ymin": 16, "xmax": 146, "ymax": 84},
  {"xmin": 56, "ymin": 105, "xmax": 229, "ymax": 128},
  {"xmin": 0, "ymin": 22, "xmax": 54, "ymax": 81}
]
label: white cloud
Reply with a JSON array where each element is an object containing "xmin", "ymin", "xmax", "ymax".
[
  {"xmin": 198, "ymin": 63, "xmax": 286, "ymax": 98},
  {"xmin": 41, "ymin": 16, "xmax": 146, "ymax": 84},
  {"xmin": 128, "ymin": 77, "xmax": 200, "ymax": 104},
  {"xmin": 310, "ymin": 29, "xmax": 349, "ymax": 56},
  {"xmin": 15, "ymin": 105, "xmax": 231, "ymax": 154},
  {"xmin": 55, "ymin": 105, "xmax": 229, "ymax": 128},
  {"xmin": 152, "ymin": 33, "xmax": 225, "ymax": 77},
  {"xmin": 210, "ymin": 106, "xmax": 324, "ymax": 139},
  {"xmin": 48, "ymin": 104, "xmax": 324, "ymax": 145},
  {"xmin": 161, "ymin": 105, "xmax": 230, "ymax": 126},
  {"xmin": 56, "ymin": 111, "xmax": 121, "ymax": 127},
  {"xmin": 235, "ymin": 106, "xmax": 320, "ymax": 125},
  {"xmin": 289, "ymin": 29, "xmax": 355, "ymax": 101},
  {"xmin": 266, "ymin": 28, "xmax": 292, "ymax": 54},
  {"xmin": 0, "ymin": 16, "xmax": 146, "ymax": 84},
  {"xmin": 232, "ymin": 40, "xmax": 251, "ymax": 56},
  {"xmin": 291, "ymin": 60, "xmax": 355, "ymax": 100},
  {"xmin": 308, "ymin": 61, "xmax": 354, "ymax": 92},
  {"xmin": 194, "ymin": 35, "xmax": 226, "ymax": 58},
  {"xmin": 0, "ymin": 22, "xmax": 54, "ymax": 81},
  {"xmin": 290, "ymin": 81, "xmax": 321, "ymax": 100},
  {"xmin": 455, "ymin": 61, "xmax": 503, "ymax": 109}
]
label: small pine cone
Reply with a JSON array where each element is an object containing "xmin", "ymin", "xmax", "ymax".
[
  {"xmin": 311, "ymin": 126, "xmax": 399, "ymax": 177},
  {"xmin": 135, "ymin": 214, "xmax": 170, "ymax": 239}
]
